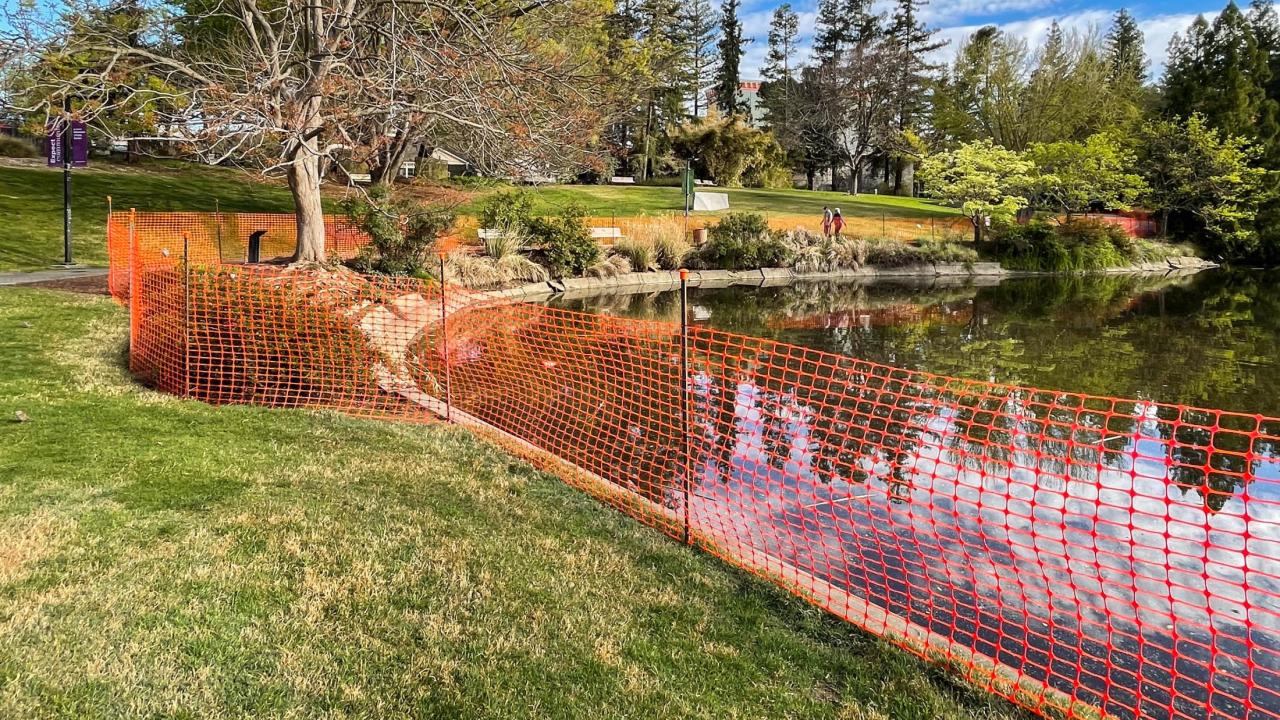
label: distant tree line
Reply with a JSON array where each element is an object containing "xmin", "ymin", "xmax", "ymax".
[{"xmin": 3, "ymin": 0, "xmax": 1280, "ymax": 262}]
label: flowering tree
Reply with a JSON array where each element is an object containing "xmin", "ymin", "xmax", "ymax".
[{"xmin": 918, "ymin": 139, "xmax": 1034, "ymax": 243}]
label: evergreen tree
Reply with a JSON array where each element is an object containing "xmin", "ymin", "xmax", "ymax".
[
  {"xmin": 812, "ymin": 0, "xmax": 880, "ymax": 65},
  {"xmin": 713, "ymin": 0, "xmax": 748, "ymax": 116},
  {"xmin": 1163, "ymin": 16, "xmax": 1212, "ymax": 114},
  {"xmin": 1202, "ymin": 2, "xmax": 1271, "ymax": 138},
  {"xmin": 812, "ymin": 0, "xmax": 853, "ymax": 64},
  {"xmin": 681, "ymin": 0, "xmax": 720, "ymax": 118},
  {"xmin": 1105, "ymin": 9, "xmax": 1148, "ymax": 87},
  {"xmin": 886, "ymin": 0, "xmax": 946, "ymax": 191},
  {"xmin": 760, "ymin": 3, "xmax": 800, "ymax": 141},
  {"xmin": 1249, "ymin": 0, "xmax": 1280, "ymax": 101}
]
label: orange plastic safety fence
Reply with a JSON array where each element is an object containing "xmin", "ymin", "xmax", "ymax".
[
  {"xmin": 110, "ymin": 215, "xmax": 1280, "ymax": 720},
  {"xmin": 107, "ymin": 211, "xmax": 370, "ymax": 301}
]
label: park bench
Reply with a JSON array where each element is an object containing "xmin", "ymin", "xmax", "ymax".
[{"xmin": 609, "ymin": 176, "xmax": 635, "ymax": 185}]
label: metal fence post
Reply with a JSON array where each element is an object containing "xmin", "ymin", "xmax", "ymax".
[
  {"xmin": 182, "ymin": 231, "xmax": 191, "ymax": 399},
  {"xmin": 214, "ymin": 198, "xmax": 223, "ymax": 261},
  {"xmin": 679, "ymin": 268, "xmax": 692, "ymax": 546},
  {"xmin": 128, "ymin": 208, "xmax": 138, "ymax": 358},
  {"xmin": 439, "ymin": 251, "xmax": 452, "ymax": 423}
]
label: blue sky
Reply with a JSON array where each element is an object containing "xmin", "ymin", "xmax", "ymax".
[{"xmin": 736, "ymin": 0, "xmax": 1228, "ymax": 79}]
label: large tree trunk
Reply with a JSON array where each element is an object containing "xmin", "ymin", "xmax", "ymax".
[{"xmin": 289, "ymin": 146, "xmax": 326, "ymax": 263}]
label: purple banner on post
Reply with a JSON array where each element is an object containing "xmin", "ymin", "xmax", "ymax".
[{"xmin": 46, "ymin": 120, "xmax": 89, "ymax": 167}]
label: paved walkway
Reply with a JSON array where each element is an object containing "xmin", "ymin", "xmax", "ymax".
[{"xmin": 0, "ymin": 267, "xmax": 108, "ymax": 286}]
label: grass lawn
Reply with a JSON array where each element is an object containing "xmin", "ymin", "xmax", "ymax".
[
  {"xmin": 454, "ymin": 183, "xmax": 960, "ymax": 219},
  {"xmin": 1, "ymin": 159, "xmax": 959, "ymax": 272},
  {"xmin": 0, "ymin": 161, "xmax": 307, "ymax": 272},
  {"xmin": 0, "ymin": 286, "xmax": 1030, "ymax": 720}
]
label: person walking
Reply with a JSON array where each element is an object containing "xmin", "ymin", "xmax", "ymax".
[
  {"xmin": 822, "ymin": 206, "xmax": 833, "ymax": 238},
  {"xmin": 832, "ymin": 208, "xmax": 845, "ymax": 238}
]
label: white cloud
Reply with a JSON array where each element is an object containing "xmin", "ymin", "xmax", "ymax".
[
  {"xmin": 930, "ymin": 10, "xmax": 1216, "ymax": 79},
  {"xmin": 737, "ymin": 5, "xmax": 1214, "ymax": 80}
]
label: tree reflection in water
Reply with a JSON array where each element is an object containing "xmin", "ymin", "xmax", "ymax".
[{"xmin": 424, "ymin": 270, "xmax": 1280, "ymax": 719}]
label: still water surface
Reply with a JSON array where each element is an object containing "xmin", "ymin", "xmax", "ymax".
[
  {"xmin": 548, "ymin": 269, "xmax": 1280, "ymax": 718},
  {"xmin": 556, "ymin": 269, "xmax": 1280, "ymax": 418}
]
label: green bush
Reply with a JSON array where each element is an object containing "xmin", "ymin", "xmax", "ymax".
[
  {"xmin": 992, "ymin": 218, "xmax": 1134, "ymax": 271},
  {"xmin": 697, "ymin": 212, "xmax": 793, "ymax": 270},
  {"xmin": 448, "ymin": 174, "xmax": 508, "ymax": 190},
  {"xmin": 0, "ymin": 135, "xmax": 40, "ymax": 158},
  {"xmin": 528, "ymin": 204, "xmax": 600, "ymax": 277},
  {"xmin": 612, "ymin": 238, "xmax": 656, "ymax": 272},
  {"xmin": 342, "ymin": 185, "xmax": 455, "ymax": 276},
  {"xmin": 478, "ymin": 189, "xmax": 535, "ymax": 231}
]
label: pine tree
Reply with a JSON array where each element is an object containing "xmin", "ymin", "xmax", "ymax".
[
  {"xmin": 681, "ymin": 0, "xmax": 720, "ymax": 118},
  {"xmin": 1163, "ymin": 16, "xmax": 1212, "ymax": 114},
  {"xmin": 1249, "ymin": 0, "xmax": 1280, "ymax": 101},
  {"xmin": 760, "ymin": 3, "xmax": 800, "ymax": 139},
  {"xmin": 812, "ymin": 0, "xmax": 880, "ymax": 65},
  {"xmin": 713, "ymin": 0, "xmax": 748, "ymax": 116},
  {"xmin": 1106, "ymin": 9, "xmax": 1148, "ymax": 86},
  {"xmin": 812, "ymin": 0, "xmax": 852, "ymax": 64},
  {"xmin": 1201, "ymin": 2, "xmax": 1274, "ymax": 138},
  {"xmin": 886, "ymin": 0, "xmax": 945, "ymax": 192}
]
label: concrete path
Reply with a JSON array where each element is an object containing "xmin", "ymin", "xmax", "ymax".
[{"xmin": 0, "ymin": 267, "xmax": 108, "ymax": 286}]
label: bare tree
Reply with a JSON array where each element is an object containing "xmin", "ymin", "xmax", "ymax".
[
  {"xmin": 827, "ymin": 39, "xmax": 897, "ymax": 193},
  {"xmin": 8, "ymin": 0, "xmax": 613, "ymax": 261}
]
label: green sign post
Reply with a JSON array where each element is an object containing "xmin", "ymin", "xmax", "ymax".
[{"xmin": 682, "ymin": 164, "xmax": 695, "ymax": 218}]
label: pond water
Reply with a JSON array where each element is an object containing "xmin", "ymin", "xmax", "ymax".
[
  {"xmin": 555, "ymin": 269, "xmax": 1280, "ymax": 418},
  {"xmin": 542, "ymin": 268, "xmax": 1280, "ymax": 718}
]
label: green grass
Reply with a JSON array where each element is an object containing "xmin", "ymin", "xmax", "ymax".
[
  {"xmin": 457, "ymin": 183, "xmax": 960, "ymax": 219},
  {"xmin": 0, "ymin": 161, "xmax": 308, "ymax": 271},
  {"xmin": 0, "ymin": 161, "xmax": 959, "ymax": 271},
  {"xmin": 0, "ymin": 286, "xmax": 1032, "ymax": 720}
]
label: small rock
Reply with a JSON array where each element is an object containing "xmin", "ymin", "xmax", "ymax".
[{"xmin": 13, "ymin": 411, "xmax": 29, "ymax": 423}]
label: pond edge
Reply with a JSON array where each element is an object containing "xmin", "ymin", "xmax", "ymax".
[{"xmin": 483, "ymin": 257, "xmax": 1218, "ymax": 302}]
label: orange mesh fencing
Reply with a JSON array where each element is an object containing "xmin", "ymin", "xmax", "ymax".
[
  {"xmin": 108, "ymin": 211, "xmax": 370, "ymax": 300},
  {"xmin": 111, "ymin": 215, "xmax": 1280, "ymax": 720}
]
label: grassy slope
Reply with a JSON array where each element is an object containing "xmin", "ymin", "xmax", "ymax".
[
  {"xmin": 0, "ymin": 161, "xmax": 305, "ymax": 271},
  {"xmin": 0, "ymin": 287, "xmax": 1029, "ymax": 720},
  {"xmin": 1, "ymin": 160, "xmax": 958, "ymax": 271},
  {"xmin": 457, "ymin": 183, "xmax": 960, "ymax": 218}
]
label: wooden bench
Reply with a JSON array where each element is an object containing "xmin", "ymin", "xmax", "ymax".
[{"xmin": 609, "ymin": 176, "xmax": 636, "ymax": 185}]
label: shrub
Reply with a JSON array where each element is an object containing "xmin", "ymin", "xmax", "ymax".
[
  {"xmin": 586, "ymin": 254, "xmax": 633, "ymax": 278},
  {"xmin": 626, "ymin": 216, "xmax": 690, "ymax": 270},
  {"xmin": 447, "ymin": 175, "xmax": 508, "ymax": 190},
  {"xmin": 993, "ymin": 218, "xmax": 1135, "ymax": 271},
  {"xmin": 481, "ymin": 229, "xmax": 522, "ymax": 261},
  {"xmin": 445, "ymin": 250, "xmax": 548, "ymax": 288},
  {"xmin": 528, "ymin": 204, "xmax": 600, "ymax": 277},
  {"xmin": 342, "ymin": 185, "xmax": 455, "ymax": 276},
  {"xmin": 0, "ymin": 135, "xmax": 40, "ymax": 158},
  {"xmin": 612, "ymin": 238, "xmax": 656, "ymax": 272},
  {"xmin": 787, "ymin": 230, "xmax": 862, "ymax": 274},
  {"xmin": 697, "ymin": 212, "xmax": 793, "ymax": 270},
  {"xmin": 653, "ymin": 233, "xmax": 691, "ymax": 270},
  {"xmin": 478, "ymin": 189, "xmax": 535, "ymax": 232}
]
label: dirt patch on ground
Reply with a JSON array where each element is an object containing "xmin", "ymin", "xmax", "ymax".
[{"xmin": 20, "ymin": 274, "xmax": 111, "ymax": 295}]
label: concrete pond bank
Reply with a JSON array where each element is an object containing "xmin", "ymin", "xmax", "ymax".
[{"xmin": 481, "ymin": 256, "xmax": 1219, "ymax": 303}]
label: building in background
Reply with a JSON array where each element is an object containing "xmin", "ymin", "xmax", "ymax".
[{"xmin": 705, "ymin": 81, "xmax": 765, "ymax": 128}]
